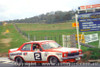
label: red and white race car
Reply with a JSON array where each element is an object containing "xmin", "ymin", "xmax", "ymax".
[{"xmin": 8, "ymin": 40, "xmax": 83, "ymax": 65}]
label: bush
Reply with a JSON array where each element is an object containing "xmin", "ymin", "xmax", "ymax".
[
  {"xmin": 87, "ymin": 48, "xmax": 100, "ymax": 59},
  {"xmin": 82, "ymin": 54, "xmax": 87, "ymax": 60}
]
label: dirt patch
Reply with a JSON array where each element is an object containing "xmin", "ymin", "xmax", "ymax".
[
  {"xmin": 77, "ymin": 51, "xmax": 92, "ymax": 63},
  {"xmin": 1, "ymin": 31, "xmax": 10, "ymax": 35},
  {"xmin": 1, "ymin": 38, "xmax": 12, "ymax": 43},
  {"xmin": 84, "ymin": 51, "xmax": 92, "ymax": 57},
  {"xmin": 0, "ymin": 38, "xmax": 12, "ymax": 47},
  {"xmin": 1, "ymin": 32, "xmax": 7, "ymax": 35},
  {"xmin": 77, "ymin": 59, "xmax": 88, "ymax": 63}
]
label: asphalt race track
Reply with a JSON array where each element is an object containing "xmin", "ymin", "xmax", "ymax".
[
  {"xmin": 0, "ymin": 57, "xmax": 100, "ymax": 67},
  {"xmin": 0, "ymin": 63, "xmax": 100, "ymax": 67}
]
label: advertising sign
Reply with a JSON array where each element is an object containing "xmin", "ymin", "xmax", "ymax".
[
  {"xmin": 75, "ymin": 34, "xmax": 85, "ymax": 43},
  {"xmin": 78, "ymin": 12, "xmax": 100, "ymax": 32},
  {"xmin": 79, "ymin": 4, "xmax": 100, "ymax": 10},
  {"xmin": 84, "ymin": 33, "xmax": 98, "ymax": 43},
  {"xmin": 72, "ymin": 23, "xmax": 79, "ymax": 27}
]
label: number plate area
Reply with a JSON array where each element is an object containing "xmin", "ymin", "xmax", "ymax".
[{"xmin": 75, "ymin": 57, "xmax": 80, "ymax": 60}]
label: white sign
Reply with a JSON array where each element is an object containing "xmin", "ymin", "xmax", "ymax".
[{"xmin": 84, "ymin": 33, "xmax": 98, "ymax": 43}]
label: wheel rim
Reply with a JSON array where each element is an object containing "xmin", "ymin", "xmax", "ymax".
[
  {"xmin": 15, "ymin": 57, "xmax": 23, "ymax": 66},
  {"xmin": 49, "ymin": 57, "xmax": 58, "ymax": 64}
]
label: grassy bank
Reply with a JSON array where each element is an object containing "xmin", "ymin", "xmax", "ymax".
[
  {"xmin": 0, "ymin": 22, "xmax": 100, "ymax": 60},
  {"xmin": 0, "ymin": 24, "xmax": 27, "ymax": 53}
]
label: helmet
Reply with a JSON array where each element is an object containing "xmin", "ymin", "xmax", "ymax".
[{"xmin": 36, "ymin": 45, "xmax": 39, "ymax": 48}]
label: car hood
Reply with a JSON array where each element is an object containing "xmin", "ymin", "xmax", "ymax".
[{"xmin": 45, "ymin": 47, "xmax": 80, "ymax": 53}]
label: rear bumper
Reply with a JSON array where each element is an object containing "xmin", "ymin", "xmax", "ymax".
[{"xmin": 62, "ymin": 54, "xmax": 83, "ymax": 60}]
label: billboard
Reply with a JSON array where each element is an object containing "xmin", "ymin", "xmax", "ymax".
[{"xmin": 78, "ymin": 12, "xmax": 100, "ymax": 32}]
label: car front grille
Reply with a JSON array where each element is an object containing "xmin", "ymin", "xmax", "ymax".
[{"xmin": 68, "ymin": 52, "xmax": 79, "ymax": 56}]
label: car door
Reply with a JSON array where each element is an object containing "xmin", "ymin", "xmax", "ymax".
[
  {"xmin": 21, "ymin": 43, "xmax": 34, "ymax": 61},
  {"xmin": 32, "ymin": 43, "xmax": 47, "ymax": 62},
  {"xmin": 34, "ymin": 51, "xmax": 48, "ymax": 62},
  {"xmin": 32, "ymin": 43, "xmax": 42, "ymax": 61}
]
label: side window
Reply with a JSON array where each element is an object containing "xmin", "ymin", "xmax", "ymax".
[
  {"xmin": 33, "ymin": 44, "xmax": 38, "ymax": 50},
  {"xmin": 33, "ymin": 44, "xmax": 41, "ymax": 51},
  {"xmin": 21, "ymin": 44, "xmax": 32, "ymax": 51}
]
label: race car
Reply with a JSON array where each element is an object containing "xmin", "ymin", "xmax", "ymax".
[{"xmin": 8, "ymin": 40, "xmax": 83, "ymax": 65}]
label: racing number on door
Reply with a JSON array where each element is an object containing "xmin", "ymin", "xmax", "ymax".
[
  {"xmin": 35, "ymin": 54, "xmax": 40, "ymax": 59},
  {"xmin": 34, "ymin": 53, "xmax": 42, "ymax": 61}
]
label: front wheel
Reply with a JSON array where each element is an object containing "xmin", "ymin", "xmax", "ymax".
[
  {"xmin": 49, "ymin": 57, "xmax": 59, "ymax": 65},
  {"xmin": 15, "ymin": 57, "xmax": 24, "ymax": 66}
]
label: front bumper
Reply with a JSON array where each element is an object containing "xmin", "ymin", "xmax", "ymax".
[
  {"xmin": 62, "ymin": 54, "xmax": 83, "ymax": 60},
  {"xmin": 8, "ymin": 57, "xmax": 13, "ymax": 61}
]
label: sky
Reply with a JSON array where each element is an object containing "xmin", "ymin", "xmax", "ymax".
[{"xmin": 0, "ymin": 0, "xmax": 100, "ymax": 21}]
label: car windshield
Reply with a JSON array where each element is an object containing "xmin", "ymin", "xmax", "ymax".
[{"xmin": 41, "ymin": 42, "xmax": 61, "ymax": 50}]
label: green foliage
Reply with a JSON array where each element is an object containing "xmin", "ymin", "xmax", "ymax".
[
  {"xmin": 82, "ymin": 54, "xmax": 87, "ymax": 60},
  {"xmin": 87, "ymin": 48, "xmax": 100, "ymax": 51},
  {"xmin": 88, "ymin": 48, "xmax": 100, "ymax": 59},
  {"xmin": 89, "ymin": 55, "xmax": 98, "ymax": 59},
  {"xmin": 81, "ymin": 48, "xmax": 100, "ymax": 60},
  {"xmin": 6, "ymin": 10, "xmax": 75, "ymax": 24}
]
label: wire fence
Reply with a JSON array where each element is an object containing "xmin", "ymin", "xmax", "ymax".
[
  {"xmin": 13, "ymin": 23, "xmax": 63, "ymax": 45},
  {"xmin": 13, "ymin": 23, "xmax": 100, "ymax": 48}
]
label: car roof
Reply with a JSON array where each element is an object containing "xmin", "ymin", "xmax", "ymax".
[{"xmin": 25, "ymin": 40, "xmax": 55, "ymax": 43}]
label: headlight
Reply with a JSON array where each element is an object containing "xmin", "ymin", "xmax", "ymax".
[{"xmin": 79, "ymin": 51, "xmax": 82, "ymax": 54}]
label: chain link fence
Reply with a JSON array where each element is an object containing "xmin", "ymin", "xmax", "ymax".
[{"xmin": 13, "ymin": 23, "xmax": 63, "ymax": 45}]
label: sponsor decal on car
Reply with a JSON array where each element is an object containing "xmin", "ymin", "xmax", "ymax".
[
  {"xmin": 23, "ymin": 53, "xmax": 27, "ymax": 56},
  {"xmin": 10, "ymin": 53, "xmax": 22, "ymax": 56}
]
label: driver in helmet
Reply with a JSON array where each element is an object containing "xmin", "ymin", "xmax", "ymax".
[{"xmin": 34, "ymin": 45, "xmax": 40, "ymax": 51}]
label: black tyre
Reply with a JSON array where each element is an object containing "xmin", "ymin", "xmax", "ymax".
[
  {"xmin": 15, "ymin": 57, "xmax": 24, "ymax": 66},
  {"xmin": 49, "ymin": 57, "xmax": 59, "ymax": 65}
]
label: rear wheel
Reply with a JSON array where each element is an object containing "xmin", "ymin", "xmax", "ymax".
[
  {"xmin": 15, "ymin": 57, "xmax": 24, "ymax": 66},
  {"xmin": 49, "ymin": 57, "xmax": 59, "ymax": 65}
]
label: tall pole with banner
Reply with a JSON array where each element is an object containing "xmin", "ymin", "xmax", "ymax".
[{"xmin": 75, "ymin": 14, "xmax": 81, "ymax": 49}]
